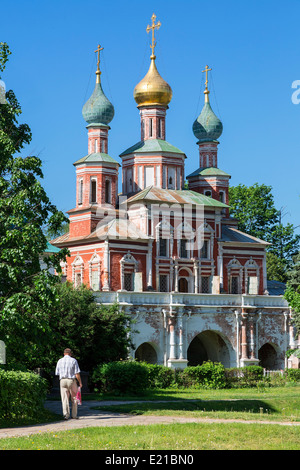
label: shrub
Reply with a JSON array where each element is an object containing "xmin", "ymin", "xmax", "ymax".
[
  {"xmin": 0, "ymin": 369, "xmax": 48, "ymax": 419},
  {"xmin": 285, "ymin": 369, "xmax": 300, "ymax": 382},
  {"xmin": 91, "ymin": 361, "xmax": 149, "ymax": 395},
  {"xmin": 225, "ymin": 366, "xmax": 264, "ymax": 388},
  {"xmin": 176, "ymin": 361, "xmax": 227, "ymax": 389},
  {"xmin": 141, "ymin": 363, "xmax": 175, "ymax": 389}
]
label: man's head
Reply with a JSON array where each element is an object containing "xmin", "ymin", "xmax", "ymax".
[{"xmin": 64, "ymin": 348, "xmax": 72, "ymax": 356}]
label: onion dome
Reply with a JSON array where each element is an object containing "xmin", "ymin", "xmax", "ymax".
[
  {"xmin": 192, "ymin": 101, "xmax": 223, "ymax": 142},
  {"xmin": 82, "ymin": 46, "xmax": 114, "ymax": 126},
  {"xmin": 133, "ymin": 56, "xmax": 172, "ymax": 108},
  {"xmin": 192, "ymin": 65, "xmax": 223, "ymax": 142}
]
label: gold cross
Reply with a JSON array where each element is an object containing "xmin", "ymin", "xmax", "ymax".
[
  {"xmin": 146, "ymin": 13, "xmax": 161, "ymax": 58},
  {"xmin": 95, "ymin": 44, "xmax": 104, "ymax": 72},
  {"xmin": 202, "ymin": 65, "xmax": 212, "ymax": 89}
]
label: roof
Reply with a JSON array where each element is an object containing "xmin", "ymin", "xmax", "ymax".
[
  {"xmin": 44, "ymin": 242, "xmax": 61, "ymax": 253},
  {"xmin": 187, "ymin": 166, "xmax": 231, "ymax": 179},
  {"xmin": 120, "ymin": 139, "xmax": 186, "ymax": 157},
  {"xmin": 51, "ymin": 217, "xmax": 149, "ymax": 246},
  {"xmin": 73, "ymin": 152, "xmax": 119, "ymax": 166},
  {"xmin": 220, "ymin": 225, "xmax": 270, "ymax": 245},
  {"xmin": 267, "ymin": 280, "xmax": 286, "ymax": 296},
  {"xmin": 123, "ymin": 186, "xmax": 228, "ymax": 208},
  {"xmin": 90, "ymin": 217, "xmax": 149, "ymax": 241}
]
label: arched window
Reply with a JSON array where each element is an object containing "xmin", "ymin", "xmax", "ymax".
[
  {"xmin": 78, "ymin": 178, "xmax": 83, "ymax": 205},
  {"xmin": 105, "ymin": 179, "xmax": 111, "ymax": 204},
  {"xmin": 72, "ymin": 255, "xmax": 84, "ymax": 288},
  {"xmin": 91, "ymin": 178, "xmax": 97, "ymax": 203}
]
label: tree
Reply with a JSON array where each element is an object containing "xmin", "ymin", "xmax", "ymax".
[
  {"xmin": 229, "ymin": 183, "xmax": 300, "ymax": 278},
  {"xmin": 46, "ymin": 282, "xmax": 135, "ymax": 372},
  {"xmin": 0, "ymin": 43, "xmax": 69, "ymax": 364},
  {"xmin": 284, "ymin": 252, "xmax": 300, "ymax": 334}
]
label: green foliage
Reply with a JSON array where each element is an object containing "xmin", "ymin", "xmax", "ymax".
[
  {"xmin": 92, "ymin": 361, "xmax": 149, "ymax": 395},
  {"xmin": 0, "ymin": 369, "xmax": 47, "ymax": 419},
  {"xmin": 225, "ymin": 366, "xmax": 264, "ymax": 388},
  {"xmin": 141, "ymin": 363, "xmax": 175, "ymax": 389},
  {"xmin": 176, "ymin": 361, "xmax": 227, "ymax": 389},
  {"xmin": 45, "ymin": 282, "xmax": 134, "ymax": 373},
  {"xmin": 228, "ymin": 183, "xmax": 300, "ymax": 271},
  {"xmin": 284, "ymin": 369, "xmax": 300, "ymax": 382},
  {"xmin": 0, "ymin": 43, "xmax": 69, "ymax": 367}
]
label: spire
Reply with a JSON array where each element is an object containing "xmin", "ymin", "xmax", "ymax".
[
  {"xmin": 202, "ymin": 65, "xmax": 212, "ymax": 103},
  {"xmin": 95, "ymin": 44, "xmax": 104, "ymax": 84},
  {"xmin": 146, "ymin": 13, "xmax": 161, "ymax": 60}
]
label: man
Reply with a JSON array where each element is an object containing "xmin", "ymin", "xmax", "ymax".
[{"xmin": 55, "ymin": 348, "xmax": 83, "ymax": 420}]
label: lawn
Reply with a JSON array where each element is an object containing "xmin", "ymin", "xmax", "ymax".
[{"xmin": 0, "ymin": 385, "xmax": 300, "ymax": 450}]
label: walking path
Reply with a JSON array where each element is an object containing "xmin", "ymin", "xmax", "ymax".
[{"xmin": 0, "ymin": 400, "xmax": 299, "ymax": 439}]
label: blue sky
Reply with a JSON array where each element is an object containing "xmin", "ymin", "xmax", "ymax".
[{"xmin": 1, "ymin": 0, "xmax": 300, "ymax": 233}]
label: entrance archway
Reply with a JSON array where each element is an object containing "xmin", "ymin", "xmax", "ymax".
[
  {"xmin": 135, "ymin": 342, "xmax": 158, "ymax": 364},
  {"xmin": 187, "ymin": 330, "xmax": 231, "ymax": 367},
  {"xmin": 258, "ymin": 343, "xmax": 280, "ymax": 369}
]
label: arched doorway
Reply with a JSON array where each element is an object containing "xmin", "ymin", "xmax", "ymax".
[
  {"xmin": 258, "ymin": 343, "xmax": 280, "ymax": 369},
  {"xmin": 187, "ymin": 330, "xmax": 232, "ymax": 367},
  {"xmin": 135, "ymin": 342, "xmax": 158, "ymax": 364},
  {"xmin": 178, "ymin": 278, "xmax": 188, "ymax": 293}
]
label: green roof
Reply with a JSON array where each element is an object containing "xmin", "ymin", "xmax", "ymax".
[
  {"xmin": 73, "ymin": 152, "xmax": 119, "ymax": 166},
  {"xmin": 120, "ymin": 139, "xmax": 186, "ymax": 157},
  {"xmin": 187, "ymin": 167, "xmax": 231, "ymax": 178},
  {"xmin": 124, "ymin": 186, "xmax": 228, "ymax": 208},
  {"xmin": 45, "ymin": 242, "xmax": 61, "ymax": 253}
]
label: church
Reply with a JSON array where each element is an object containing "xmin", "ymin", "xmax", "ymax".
[{"xmin": 52, "ymin": 14, "xmax": 293, "ymax": 370}]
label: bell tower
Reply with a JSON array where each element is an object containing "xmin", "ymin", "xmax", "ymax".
[{"xmin": 68, "ymin": 45, "xmax": 120, "ymax": 239}]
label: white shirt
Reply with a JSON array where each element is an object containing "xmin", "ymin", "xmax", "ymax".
[{"xmin": 55, "ymin": 354, "xmax": 80, "ymax": 380}]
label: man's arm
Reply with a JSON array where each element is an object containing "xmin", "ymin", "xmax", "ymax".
[{"xmin": 76, "ymin": 372, "xmax": 82, "ymax": 388}]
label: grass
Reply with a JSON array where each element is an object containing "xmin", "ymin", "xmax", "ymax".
[
  {"xmin": 0, "ymin": 385, "xmax": 300, "ymax": 450},
  {"xmin": 1, "ymin": 422, "xmax": 299, "ymax": 450}
]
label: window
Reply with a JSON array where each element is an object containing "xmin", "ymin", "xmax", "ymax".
[
  {"xmin": 78, "ymin": 179, "xmax": 83, "ymax": 205},
  {"xmin": 247, "ymin": 276, "xmax": 258, "ymax": 295},
  {"xmin": 205, "ymin": 190, "xmax": 212, "ymax": 197},
  {"xmin": 230, "ymin": 276, "xmax": 239, "ymax": 294},
  {"xmin": 159, "ymin": 237, "xmax": 167, "ymax": 257},
  {"xmin": 159, "ymin": 275, "xmax": 168, "ymax": 292},
  {"xmin": 219, "ymin": 191, "xmax": 225, "ymax": 203},
  {"xmin": 201, "ymin": 276, "xmax": 211, "ymax": 293},
  {"xmin": 200, "ymin": 240, "xmax": 209, "ymax": 259},
  {"xmin": 75, "ymin": 272, "xmax": 82, "ymax": 288},
  {"xmin": 180, "ymin": 239, "xmax": 188, "ymax": 258},
  {"xmin": 105, "ymin": 180, "xmax": 111, "ymax": 204},
  {"xmin": 149, "ymin": 118, "xmax": 153, "ymax": 137},
  {"xmin": 91, "ymin": 179, "xmax": 97, "ymax": 203},
  {"xmin": 124, "ymin": 273, "xmax": 133, "ymax": 291},
  {"xmin": 91, "ymin": 270, "xmax": 100, "ymax": 291},
  {"xmin": 158, "ymin": 118, "xmax": 162, "ymax": 138},
  {"xmin": 94, "ymin": 139, "xmax": 98, "ymax": 153}
]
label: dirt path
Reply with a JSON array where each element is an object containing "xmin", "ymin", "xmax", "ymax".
[{"xmin": 0, "ymin": 400, "xmax": 299, "ymax": 439}]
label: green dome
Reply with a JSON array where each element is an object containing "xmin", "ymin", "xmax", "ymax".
[
  {"xmin": 82, "ymin": 81, "xmax": 114, "ymax": 126},
  {"xmin": 192, "ymin": 101, "xmax": 223, "ymax": 142}
]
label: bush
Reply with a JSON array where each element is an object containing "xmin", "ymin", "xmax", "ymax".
[
  {"xmin": 285, "ymin": 369, "xmax": 300, "ymax": 382},
  {"xmin": 0, "ymin": 369, "xmax": 48, "ymax": 419},
  {"xmin": 91, "ymin": 361, "xmax": 149, "ymax": 395},
  {"xmin": 176, "ymin": 361, "xmax": 227, "ymax": 389},
  {"xmin": 225, "ymin": 366, "xmax": 264, "ymax": 388},
  {"xmin": 141, "ymin": 363, "xmax": 175, "ymax": 389}
]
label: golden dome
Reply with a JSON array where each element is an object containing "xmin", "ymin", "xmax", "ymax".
[{"xmin": 133, "ymin": 56, "xmax": 172, "ymax": 108}]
